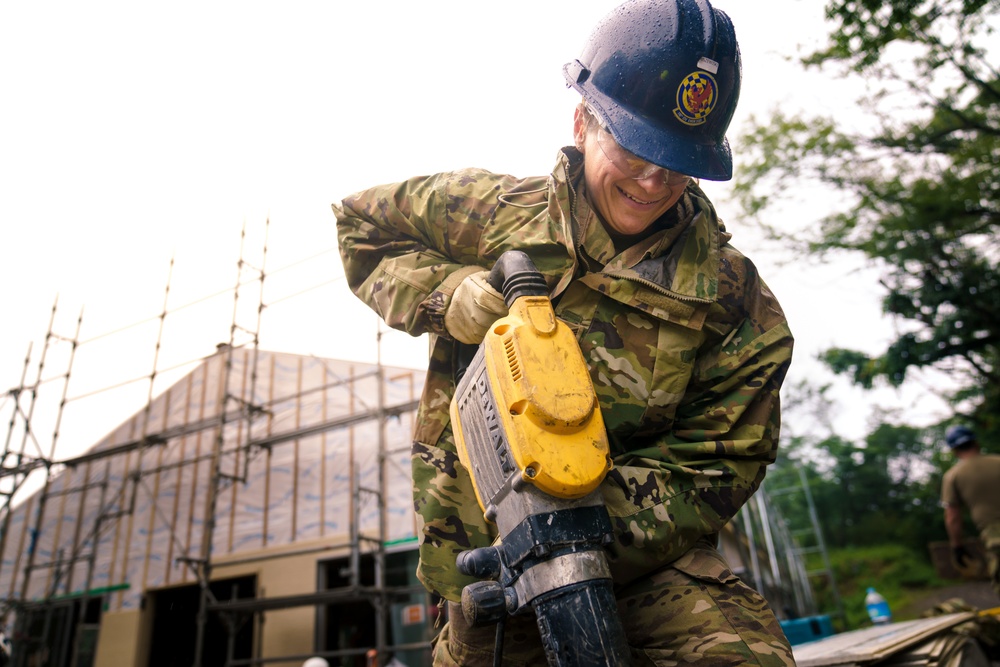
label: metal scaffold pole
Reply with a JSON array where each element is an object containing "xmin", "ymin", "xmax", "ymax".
[
  {"xmin": 764, "ymin": 464, "xmax": 845, "ymax": 623},
  {"xmin": 0, "ymin": 343, "xmax": 36, "ymax": 580},
  {"xmin": 192, "ymin": 220, "xmax": 268, "ymax": 667},
  {"xmin": 18, "ymin": 301, "xmax": 82, "ymax": 603},
  {"xmin": 374, "ymin": 323, "xmax": 389, "ymax": 667},
  {"xmin": 798, "ymin": 465, "xmax": 844, "ymax": 624}
]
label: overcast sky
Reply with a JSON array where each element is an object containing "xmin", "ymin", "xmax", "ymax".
[{"xmin": 0, "ymin": 1, "xmax": 952, "ymax": 473}]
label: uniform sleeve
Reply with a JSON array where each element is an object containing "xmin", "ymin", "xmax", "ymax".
[
  {"xmin": 600, "ymin": 263, "xmax": 794, "ymax": 584},
  {"xmin": 332, "ymin": 170, "xmax": 507, "ymax": 337},
  {"xmin": 940, "ymin": 468, "xmax": 960, "ymax": 507}
]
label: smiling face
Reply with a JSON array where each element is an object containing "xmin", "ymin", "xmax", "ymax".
[{"xmin": 573, "ymin": 106, "xmax": 689, "ymax": 236}]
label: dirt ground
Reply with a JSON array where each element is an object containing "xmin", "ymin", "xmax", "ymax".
[{"xmin": 906, "ymin": 580, "xmax": 1000, "ymax": 616}]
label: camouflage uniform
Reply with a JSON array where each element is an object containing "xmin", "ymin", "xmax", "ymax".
[{"xmin": 334, "ymin": 148, "xmax": 795, "ymax": 665}]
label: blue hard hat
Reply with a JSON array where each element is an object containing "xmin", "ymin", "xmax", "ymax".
[
  {"xmin": 563, "ymin": 0, "xmax": 742, "ymax": 181},
  {"xmin": 944, "ymin": 425, "xmax": 975, "ymax": 448}
]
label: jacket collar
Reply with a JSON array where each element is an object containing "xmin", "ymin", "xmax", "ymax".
[{"xmin": 553, "ymin": 147, "xmax": 721, "ymax": 302}]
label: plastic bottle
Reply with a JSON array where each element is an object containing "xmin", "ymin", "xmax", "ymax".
[{"xmin": 865, "ymin": 587, "xmax": 892, "ymax": 625}]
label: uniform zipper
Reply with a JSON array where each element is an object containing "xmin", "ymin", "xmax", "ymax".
[{"xmin": 602, "ymin": 269, "xmax": 714, "ymax": 304}]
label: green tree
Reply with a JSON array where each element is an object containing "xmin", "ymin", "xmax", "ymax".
[
  {"xmin": 767, "ymin": 424, "xmax": 947, "ymax": 553},
  {"xmin": 733, "ymin": 0, "xmax": 1000, "ymax": 437}
]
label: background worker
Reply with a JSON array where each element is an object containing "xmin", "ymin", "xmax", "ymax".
[
  {"xmin": 941, "ymin": 425, "xmax": 1000, "ymax": 597},
  {"xmin": 334, "ymin": 0, "xmax": 795, "ymax": 664}
]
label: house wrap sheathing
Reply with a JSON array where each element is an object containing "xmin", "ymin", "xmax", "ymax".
[
  {"xmin": 0, "ymin": 345, "xmax": 425, "ymax": 662},
  {"xmin": 0, "ymin": 342, "xmax": 823, "ymax": 666}
]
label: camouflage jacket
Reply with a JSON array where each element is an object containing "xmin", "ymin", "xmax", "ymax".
[{"xmin": 334, "ymin": 147, "xmax": 793, "ymax": 601}]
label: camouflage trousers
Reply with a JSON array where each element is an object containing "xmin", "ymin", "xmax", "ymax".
[
  {"xmin": 983, "ymin": 522, "xmax": 1000, "ymax": 597},
  {"xmin": 431, "ymin": 540, "xmax": 795, "ymax": 666}
]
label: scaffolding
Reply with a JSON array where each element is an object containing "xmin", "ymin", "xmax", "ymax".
[
  {"xmin": 0, "ymin": 218, "xmax": 829, "ymax": 667},
  {"xmin": 765, "ymin": 466, "xmax": 847, "ymax": 626},
  {"xmin": 730, "ymin": 483, "xmax": 823, "ymax": 619},
  {"xmin": 0, "ymin": 221, "xmax": 430, "ymax": 667}
]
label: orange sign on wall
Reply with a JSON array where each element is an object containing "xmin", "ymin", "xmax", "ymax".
[{"xmin": 401, "ymin": 604, "xmax": 425, "ymax": 625}]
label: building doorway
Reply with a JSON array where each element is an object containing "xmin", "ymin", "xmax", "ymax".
[
  {"xmin": 318, "ymin": 549, "xmax": 433, "ymax": 667},
  {"xmin": 11, "ymin": 595, "xmax": 102, "ymax": 667},
  {"xmin": 146, "ymin": 574, "xmax": 256, "ymax": 667}
]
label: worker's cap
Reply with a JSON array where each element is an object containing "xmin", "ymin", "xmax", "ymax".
[{"xmin": 944, "ymin": 425, "xmax": 975, "ymax": 449}]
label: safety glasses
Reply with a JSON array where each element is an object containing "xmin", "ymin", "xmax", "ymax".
[{"xmin": 594, "ymin": 123, "xmax": 690, "ymax": 188}]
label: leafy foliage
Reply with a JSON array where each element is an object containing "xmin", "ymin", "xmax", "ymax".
[
  {"xmin": 766, "ymin": 425, "xmax": 950, "ymax": 556},
  {"xmin": 733, "ymin": 0, "xmax": 1000, "ymax": 436},
  {"xmin": 815, "ymin": 544, "xmax": 951, "ymax": 630}
]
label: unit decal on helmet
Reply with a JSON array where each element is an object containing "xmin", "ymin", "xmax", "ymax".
[{"xmin": 674, "ymin": 70, "xmax": 718, "ymax": 126}]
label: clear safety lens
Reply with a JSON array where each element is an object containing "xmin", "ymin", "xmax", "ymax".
[{"xmin": 596, "ymin": 125, "xmax": 690, "ymax": 187}]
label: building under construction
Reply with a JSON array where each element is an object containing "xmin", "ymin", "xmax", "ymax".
[{"xmin": 0, "ymin": 223, "xmax": 832, "ymax": 667}]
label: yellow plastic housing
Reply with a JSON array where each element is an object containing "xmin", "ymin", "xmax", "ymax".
[{"xmin": 470, "ymin": 295, "xmax": 610, "ymax": 499}]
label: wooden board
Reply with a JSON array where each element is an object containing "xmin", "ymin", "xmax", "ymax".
[{"xmin": 792, "ymin": 612, "xmax": 976, "ymax": 667}]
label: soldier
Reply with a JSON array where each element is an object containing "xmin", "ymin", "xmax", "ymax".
[
  {"xmin": 941, "ymin": 425, "xmax": 1000, "ymax": 597},
  {"xmin": 334, "ymin": 0, "xmax": 795, "ymax": 664}
]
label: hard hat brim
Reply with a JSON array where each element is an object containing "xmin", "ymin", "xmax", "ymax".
[{"xmin": 565, "ymin": 70, "xmax": 734, "ymax": 182}]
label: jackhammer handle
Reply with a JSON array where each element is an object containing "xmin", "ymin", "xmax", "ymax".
[
  {"xmin": 487, "ymin": 250, "xmax": 549, "ymax": 307},
  {"xmin": 454, "ymin": 250, "xmax": 549, "ymax": 384}
]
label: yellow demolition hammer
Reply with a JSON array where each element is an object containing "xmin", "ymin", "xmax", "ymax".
[{"xmin": 450, "ymin": 250, "xmax": 631, "ymax": 667}]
